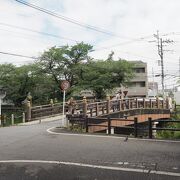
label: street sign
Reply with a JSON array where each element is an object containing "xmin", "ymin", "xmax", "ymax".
[
  {"xmin": 60, "ymin": 80, "xmax": 70, "ymax": 127},
  {"xmin": 60, "ymin": 80, "xmax": 70, "ymax": 91},
  {"xmin": 123, "ymin": 91, "xmax": 128, "ymax": 97}
]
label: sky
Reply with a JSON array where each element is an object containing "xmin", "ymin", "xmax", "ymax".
[{"xmin": 0, "ymin": 0, "xmax": 180, "ymax": 90}]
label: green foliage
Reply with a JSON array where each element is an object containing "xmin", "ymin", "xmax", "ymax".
[
  {"xmin": 157, "ymin": 122, "xmax": 180, "ymax": 139},
  {"xmin": 0, "ymin": 42, "xmax": 134, "ymax": 106},
  {"xmin": 39, "ymin": 42, "xmax": 93, "ymax": 86},
  {"xmin": 0, "ymin": 63, "xmax": 56, "ymax": 106},
  {"xmin": 76, "ymin": 59, "xmax": 133, "ymax": 99},
  {"xmin": 157, "ymin": 108, "xmax": 180, "ymax": 139}
]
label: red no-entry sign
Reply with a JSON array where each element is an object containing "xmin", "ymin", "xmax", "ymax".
[{"xmin": 60, "ymin": 80, "xmax": 70, "ymax": 91}]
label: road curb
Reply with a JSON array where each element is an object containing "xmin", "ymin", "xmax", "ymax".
[
  {"xmin": 47, "ymin": 127, "xmax": 180, "ymax": 143},
  {"xmin": 18, "ymin": 116, "xmax": 63, "ymax": 126}
]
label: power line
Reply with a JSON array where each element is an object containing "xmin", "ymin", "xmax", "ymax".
[
  {"xmin": 93, "ymin": 31, "xmax": 180, "ymax": 53},
  {"xmin": 14, "ymin": 0, "xmax": 133, "ymax": 40},
  {"xmin": 0, "ymin": 51, "xmax": 38, "ymax": 60},
  {"xmin": 0, "ymin": 28, "xmax": 46, "ymax": 42},
  {"xmin": 153, "ymin": 30, "xmax": 173, "ymax": 96},
  {"xmin": 0, "ymin": 22, "xmax": 156, "ymax": 52},
  {"xmin": 93, "ymin": 35, "xmax": 154, "ymax": 51},
  {"xmin": 0, "ymin": 22, "xmax": 78, "ymax": 43}
]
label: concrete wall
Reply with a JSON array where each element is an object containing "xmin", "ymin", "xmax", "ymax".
[{"xmin": 125, "ymin": 61, "xmax": 148, "ymax": 97}]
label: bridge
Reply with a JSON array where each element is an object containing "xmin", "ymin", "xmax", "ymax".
[
  {"xmin": 25, "ymin": 96, "xmax": 172, "ymax": 136},
  {"xmin": 66, "ymin": 97, "xmax": 171, "ymax": 135}
]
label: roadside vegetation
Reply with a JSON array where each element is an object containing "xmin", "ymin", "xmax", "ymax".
[
  {"xmin": 157, "ymin": 106, "xmax": 180, "ymax": 139},
  {"xmin": 0, "ymin": 42, "xmax": 134, "ymax": 107}
]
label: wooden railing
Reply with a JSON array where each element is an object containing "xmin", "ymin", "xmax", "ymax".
[
  {"xmin": 68, "ymin": 115, "xmax": 180, "ymax": 138},
  {"xmin": 71, "ymin": 97, "xmax": 170, "ymax": 118},
  {"xmin": 25, "ymin": 96, "xmax": 170, "ymax": 121}
]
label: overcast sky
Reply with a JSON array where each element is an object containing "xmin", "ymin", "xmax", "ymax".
[{"xmin": 0, "ymin": 0, "xmax": 180, "ymax": 89}]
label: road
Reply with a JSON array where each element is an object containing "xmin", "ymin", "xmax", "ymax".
[{"xmin": 0, "ymin": 119, "xmax": 179, "ymax": 180}]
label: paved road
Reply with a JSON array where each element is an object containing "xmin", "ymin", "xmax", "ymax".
[{"xmin": 0, "ymin": 120, "xmax": 179, "ymax": 180}]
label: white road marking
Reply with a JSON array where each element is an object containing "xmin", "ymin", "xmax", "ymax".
[
  {"xmin": 117, "ymin": 162, "xmax": 124, "ymax": 165},
  {"xmin": 46, "ymin": 127, "xmax": 180, "ymax": 143},
  {"xmin": 0, "ymin": 160, "xmax": 179, "ymax": 177}
]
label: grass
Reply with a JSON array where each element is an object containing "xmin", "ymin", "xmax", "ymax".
[
  {"xmin": 157, "ymin": 106, "xmax": 180, "ymax": 139},
  {"xmin": 0, "ymin": 111, "xmax": 24, "ymax": 127}
]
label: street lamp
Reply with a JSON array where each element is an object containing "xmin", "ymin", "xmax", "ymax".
[{"xmin": 0, "ymin": 88, "xmax": 6, "ymax": 125}]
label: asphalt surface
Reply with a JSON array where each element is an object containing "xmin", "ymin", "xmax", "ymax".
[{"xmin": 0, "ymin": 120, "xmax": 179, "ymax": 180}]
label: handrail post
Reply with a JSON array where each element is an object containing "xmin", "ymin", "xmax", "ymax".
[
  {"xmin": 150, "ymin": 99, "xmax": 152, "ymax": 109},
  {"xmin": 122, "ymin": 99, "xmax": 124, "ymax": 110},
  {"xmin": 11, "ymin": 114, "xmax": 14, "ymax": 125},
  {"xmin": 22, "ymin": 112, "xmax": 25, "ymax": 123},
  {"xmin": 85, "ymin": 116, "xmax": 88, "ymax": 133},
  {"xmin": 143, "ymin": 98, "xmax": 145, "ymax": 108},
  {"xmin": 108, "ymin": 117, "xmax": 111, "ymax": 135},
  {"xmin": 96, "ymin": 103, "xmax": 99, "ymax": 116},
  {"xmin": 83, "ymin": 96, "xmax": 87, "ymax": 117},
  {"xmin": 134, "ymin": 117, "xmax": 138, "ymax": 138},
  {"xmin": 136, "ymin": 98, "xmax": 138, "ymax": 108},
  {"xmin": 166, "ymin": 97, "xmax": 169, "ymax": 109},
  {"xmin": 90, "ymin": 108, "xmax": 93, "ymax": 117},
  {"xmin": 26, "ymin": 101, "xmax": 31, "ymax": 121},
  {"xmin": 162, "ymin": 99, "xmax": 164, "ymax": 109},
  {"xmin": 119, "ymin": 99, "xmax": 122, "ymax": 111},
  {"xmin": 50, "ymin": 99, "xmax": 54, "ymax": 115},
  {"xmin": 148, "ymin": 117, "xmax": 152, "ymax": 139},
  {"xmin": 128, "ymin": 99, "xmax": 131, "ymax": 109},
  {"xmin": 106, "ymin": 95, "xmax": 110, "ymax": 114},
  {"xmin": 156, "ymin": 97, "xmax": 159, "ymax": 109}
]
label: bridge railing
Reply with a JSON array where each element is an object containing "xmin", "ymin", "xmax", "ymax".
[
  {"xmin": 31, "ymin": 103, "xmax": 66, "ymax": 120},
  {"xmin": 25, "ymin": 96, "xmax": 170, "ymax": 121},
  {"xmin": 148, "ymin": 118, "xmax": 180, "ymax": 138},
  {"xmin": 85, "ymin": 116, "xmax": 137, "ymax": 136},
  {"xmin": 75, "ymin": 97, "xmax": 170, "ymax": 118},
  {"xmin": 68, "ymin": 115, "xmax": 179, "ymax": 139}
]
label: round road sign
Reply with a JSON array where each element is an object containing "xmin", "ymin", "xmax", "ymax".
[{"xmin": 60, "ymin": 80, "xmax": 70, "ymax": 91}]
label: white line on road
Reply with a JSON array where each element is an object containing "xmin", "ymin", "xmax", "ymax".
[
  {"xmin": 0, "ymin": 160, "xmax": 179, "ymax": 177},
  {"xmin": 46, "ymin": 127, "xmax": 180, "ymax": 143}
]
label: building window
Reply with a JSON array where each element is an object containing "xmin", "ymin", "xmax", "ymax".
[
  {"xmin": 134, "ymin": 68, "xmax": 145, "ymax": 73},
  {"xmin": 129, "ymin": 82, "xmax": 146, "ymax": 87},
  {"xmin": 139, "ymin": 82, "xmax": 145, "ymax": 87}
]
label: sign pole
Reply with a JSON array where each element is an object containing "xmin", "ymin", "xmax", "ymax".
[
  {"xmin": 60, "ymin": 80, "xmax": 70, "ymax": 127},
  {"xmin": 0, "ymin": 98, "xmax": 1, "ymax": 126},
  {"xmin": 62, "ymin": 90, "xmax": 66, "ymax": 126}
]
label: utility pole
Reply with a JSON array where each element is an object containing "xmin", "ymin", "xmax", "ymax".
[
  {"xmin": 179, "ymin": 57, "xmax": 180, "ymax": 79},
  {"xmin": 152, "ymin": 67, "xmax": 155, "ymax": 97},
  {"xmin": 153, "ymin": 31, "xmax": 173, "ymax": 97},
  {"xmin": 160, "ymin": 38, "xmax": 165, "ymax": 96}
]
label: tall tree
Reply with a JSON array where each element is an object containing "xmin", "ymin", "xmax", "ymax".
[
  {"xmin": 39, "ymin": 42, "xmax": 93, "ymax": 88},
  {"xmin": 0, "ymin": 63, "xmax": 55, "ymax": 106},
  {"xmin": 76, "ymin": 59, "xmax": 134, "ymax": 99}
]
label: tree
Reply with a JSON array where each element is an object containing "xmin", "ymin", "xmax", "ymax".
[
  {"xmin": 0, "ymin": 63, "xmax": 55, "ymax": 106},
  {"xmin": 76, "ymin": 59, "xmax": 133, "ymax": 99},
  {"xmin": 107, "ymin": 51, "xmax": 114, "ymax": 61},
  {"xmin": 39, "ymin": 42, "xmax": 93, "ymax": 89}
]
